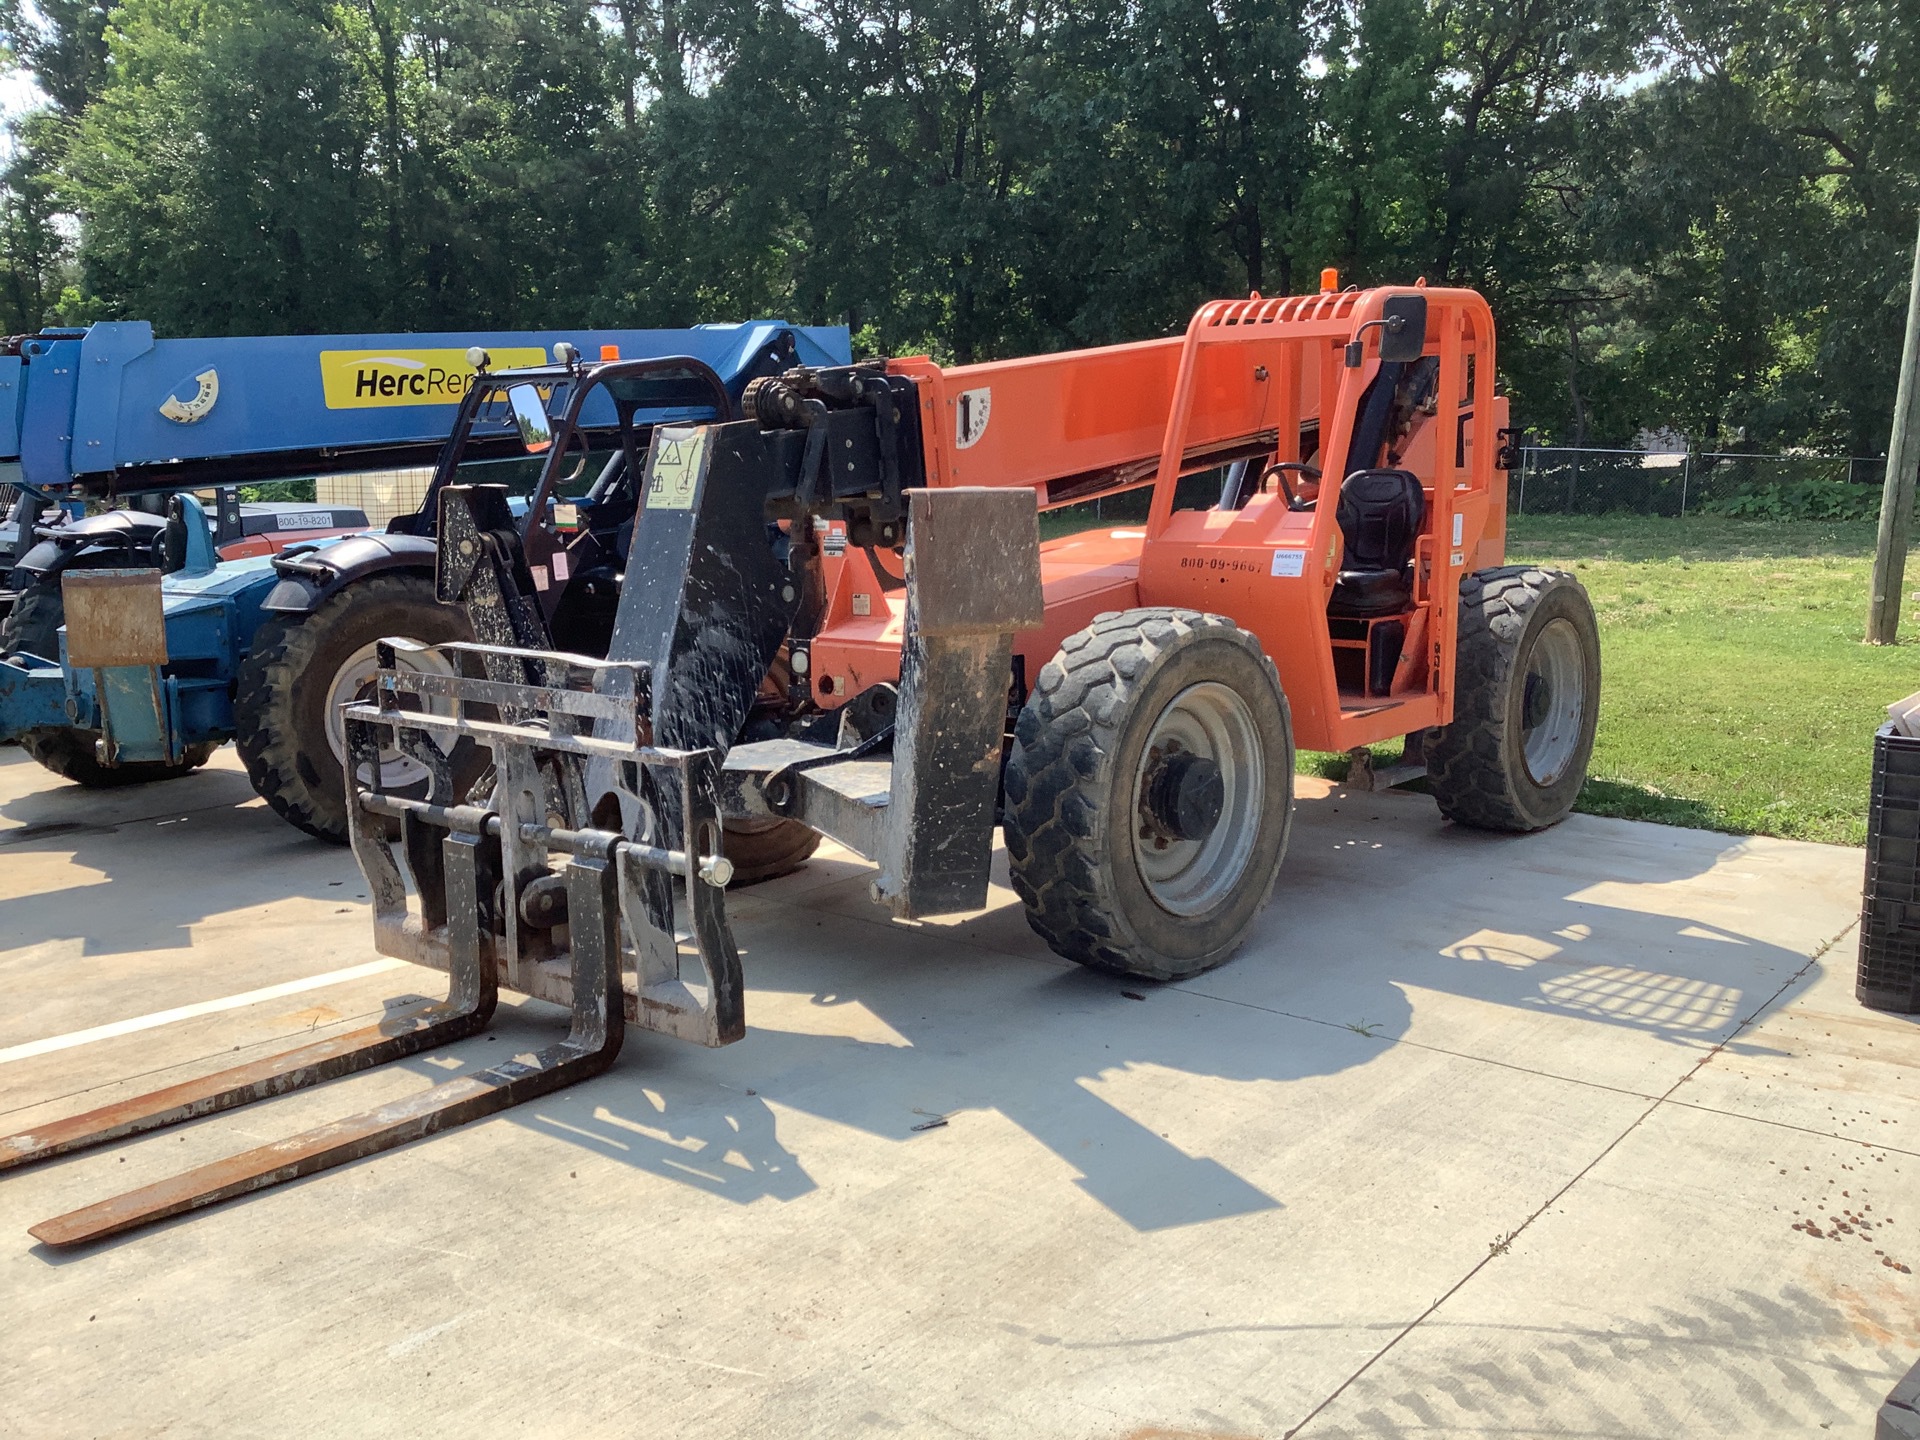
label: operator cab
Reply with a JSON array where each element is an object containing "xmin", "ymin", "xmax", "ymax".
[{"xmin": 1207, "ymin": 296, "xmax": 1483, "ymax": 713}]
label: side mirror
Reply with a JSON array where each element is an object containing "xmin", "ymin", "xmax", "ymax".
[
  {"xmin": 1378, "ymin": 293, "xmax": 1428, "ymax": 363},
  {"xmin": 507, "ymin": 383, "xmax": 553, "ymax": 454}
]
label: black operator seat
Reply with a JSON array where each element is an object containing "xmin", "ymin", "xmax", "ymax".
[{"xmin": 1328, "ymin": 468, "xmax": 1424, "ymax": 617}]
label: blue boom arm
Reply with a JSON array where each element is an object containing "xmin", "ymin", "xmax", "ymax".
[{"xmin": 0, "ymin": 321, "xmax": 849, "ymax": 497}]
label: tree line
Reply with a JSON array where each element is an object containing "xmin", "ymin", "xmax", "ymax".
[{"xmin": 0, "ymin": 0, "xmax": 1911, "ymax": 452}]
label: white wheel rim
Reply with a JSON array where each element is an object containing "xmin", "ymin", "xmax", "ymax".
[
  {"xmin": 1520, "ymin": 618, "xmax": 1587, "ymax": 787},
  {"xmin": 322, "ymin": 640, "xmax": 457, "ymax": 790},
  {"xmin": 1130, "ymin": 681, "xmax": 1264, "ymax": 916}
]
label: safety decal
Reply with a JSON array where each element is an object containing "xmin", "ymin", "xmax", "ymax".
[
  {"xmin": 319, "ymin": 347, "xmax": 547, "ymax": 410},
  {"xmin": 159, "ymin": 369, "xmax": 219, "ymax": 425},
  {"xmin": 646, "ymin": 426, "xmax": 709, "ymax": 511},
  {"xmin": 955, "ymin": 387, "xmax": 992, "ymax": 449},
  {"xmin": 1270, "ymin": 548, "xmax": 1306, "ymax": 578}
]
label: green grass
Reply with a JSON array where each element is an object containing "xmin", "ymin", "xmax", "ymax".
[{"xmin": 1308, "ymin": 514, "xmax": 1914, "ymax": 846}]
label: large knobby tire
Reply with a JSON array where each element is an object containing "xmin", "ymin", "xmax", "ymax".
[
  {"xmin": 20, "ymin": 728, "xmax": 217, "ymax": 787},
  {"xmin": 0, "ymin": 579, "xmax": 62, "ymax": 660},
  {"xmin": 234, "ymin": 572, "xmax": 474, "ymax": 843},
  {"xmin": 1425, "ymin": 566, "xmax": 1601, "ymax": 832},
  {"xmin": 721, "ymin": 816, "xmax": 821, "ymax": 886},
  {"xmin": 1003, "ymin": 608, "xmax": 1295, "ymax": 981}
]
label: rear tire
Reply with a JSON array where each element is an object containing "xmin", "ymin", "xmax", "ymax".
[
  {"xmin": 21, "ymin": 728, "xmax": 216, "ymax": 787},
  {"xmin": 234, "ymin": 572, "xmax": 474, "ymax": 843},
  {"xmin": 0, "ymin": 580, "xmax": 62, "ymax": 660},
  {"xmin": 1003, "ymin": 608, "xmax": 1295, "ymax": 981},
  {"xmin": 1425, "ymin": 566, "xmax": 1600, "ymax": 832}
]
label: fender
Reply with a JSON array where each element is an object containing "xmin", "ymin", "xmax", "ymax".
[
  {"xmin": 10, "ymin": 510, "xmax": 168, "ymax": 581},
  {"xmin": 260, "ymin": 531, "xmax": 438, "ymax": 614}
]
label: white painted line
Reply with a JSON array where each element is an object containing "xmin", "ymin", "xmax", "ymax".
[{"xmin": 0, "ymin": 958, "xmax": 409, "ymax": 1066}]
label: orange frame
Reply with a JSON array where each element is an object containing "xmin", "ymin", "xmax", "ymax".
[{"xmin": 808, "ymin": 285, "xmax": 1510, "ymax": 755}]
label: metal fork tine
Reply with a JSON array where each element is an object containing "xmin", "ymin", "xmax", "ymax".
[
  {"xmin": 1, "ymin": 822, "xmax": 499, "ymax": 1175},
  {"xmin": 28, "ymin": 855, "xmax": 621, "ymax": 1250}
]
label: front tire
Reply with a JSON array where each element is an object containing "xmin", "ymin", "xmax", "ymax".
[
  {"xmin": 1425, "ymin": 566, "xmax": 1601, "ymax": 832},
  {"xmin": 1003, "ymin": 608, "xmax": 1295, "ymax": 981},
  {"xmin": 234, "ymin": 572, "xmax": 475, "ymax": 843}
]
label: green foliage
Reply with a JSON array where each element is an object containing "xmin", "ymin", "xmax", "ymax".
[
  {"xmin": 237, "ymin": 480, "xmax": 318, "ymax": 502},
  {"xmin": 0, "ymin": 0, "xmax": 1904, "ymax": 470},
  {"xmin": 1701, "ymin": 481, "xmax": 1882, "ymax": 522}
]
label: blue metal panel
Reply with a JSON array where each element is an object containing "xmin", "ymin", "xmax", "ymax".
[
  {"xmin": 18, "ymin": 336, "xmax": 81, "ymax": 491},
  {"xmin": 96, "ymin": 664, "xmax": 171, "ymax": 763},
  {"xmin": 0, "ymin": 653, "xmax": 69, "ymax": 740},
  {"xmin": 0, "ymin": 355, "xmax": 24, "ymax": 460},
  {"xmin": 59, "ymin": 597, "xmax": 242, "ymax": 759},
  {"xmin": 55, "ymin": 320, "xmax": 849, "ymax": 486}
]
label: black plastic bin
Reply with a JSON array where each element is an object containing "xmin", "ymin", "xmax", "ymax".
[{"xmin": 1859, "ymin": 723, "xmax": 1920, "ymax": 1013}]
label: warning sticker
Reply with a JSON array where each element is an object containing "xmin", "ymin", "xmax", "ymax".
[
  {"xmin": 1270, "ymin": 548, "xmax": 1306, "ymax": 578},
  {"xmin": 645, "ymin": 426, "xmax": 708, "ymax": 511},
  {"xmin": 955, "ymin": 387, "xmax": 991, "ymax": 449}
]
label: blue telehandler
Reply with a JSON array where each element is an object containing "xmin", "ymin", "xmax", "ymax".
[{"xmin": 0, "ymin": 321, "xmax": 850, "ymax": 867}]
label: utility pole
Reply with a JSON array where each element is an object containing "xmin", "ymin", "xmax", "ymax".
[{"xmin": 1868, "ymin": 212, "xmax": 1920, "ymax": 643}]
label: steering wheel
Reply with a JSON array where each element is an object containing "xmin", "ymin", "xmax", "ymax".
[{"xmin": 1264, "ymin": 461, "xmax": 1323, "ymax": 512}]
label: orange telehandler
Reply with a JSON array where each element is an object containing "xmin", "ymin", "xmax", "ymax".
[{"xmin": 4, "ymin": 280, "xmax": 1601, "ymax": 1244}]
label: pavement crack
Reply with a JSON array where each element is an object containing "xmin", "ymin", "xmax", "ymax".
[{"xmin": 1655, "ymin": 1096, "xmax": 1920, "ymax": 1158}]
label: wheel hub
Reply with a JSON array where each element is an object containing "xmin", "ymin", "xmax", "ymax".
[
  {"xmin": 323, "ymin": 640, "xmax": 457, "ymax": 788},
  {"xmin": 1128, "ymin": 681, "xmax": 1265, "ymax": 917},
  {"xmin": 1522, "ymin": 672, "xmax": 1552, "ymax": 729},
  {"xmin": 1519, "ymin": 617, "xmax": 1588, "ymax": 787},
  {"xmin": 1143, "ymin": 747, "xmax": 1225, "ymax": 842}
]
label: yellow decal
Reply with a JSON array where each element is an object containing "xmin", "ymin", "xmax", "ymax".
[
  {"xmin": 319, "ymin": 347, "xmax": 547, "ymax": 409},
  {"xmin": 645, "ymin": 426, "xmax": 709, "ymax": 511}
]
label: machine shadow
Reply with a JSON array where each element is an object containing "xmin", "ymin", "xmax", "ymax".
[
  {"xmin": 465, "ymin": 784, "xmax": 1830, "ymax": 1235},
  {"xmin": 15, "ymin": 780, "xmax": 1833, "ymax": 1244}
]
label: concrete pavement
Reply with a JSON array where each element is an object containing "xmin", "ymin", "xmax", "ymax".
[{"xmin": 0, "ymin": 745, "xmax": 1912, "ymax": 1437}]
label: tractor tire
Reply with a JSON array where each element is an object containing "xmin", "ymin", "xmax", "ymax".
[
  {"xmin": 1003, "ymin": 608, "xmax": 1295, "ymax": 982},
  {"xmin": 1425, "ymin": 565, "xmax": 1601, "ymax": 832},
  {"xmin": 234, "ymin": 572, "xmax": 474, "ymax": 844},
  {"xmin": 0, "ymin": 579, "xmax": 62, "ymax": 660},
  {"xmin": 20, "ymin": 728, "xmax": 217, "ymax": 787},
  {"xmin": 721, "ymin": 816, "xmax": 821, "ymax": 886}
]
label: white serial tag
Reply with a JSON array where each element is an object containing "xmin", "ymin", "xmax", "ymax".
[
  {"xmin": 551, "ymin": 550, "xmax": 571, "ymax": 581},
  {"xmin": 1270, "ymin": 548, "xmax": 1306, "ymax": 578},
  {"xmin": 531, "ymin": 564, "xmax": 550, "ymax": 591}
]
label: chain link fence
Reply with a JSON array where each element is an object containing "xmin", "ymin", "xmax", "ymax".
[
  {"xmin": 312, "ymin": 468, "xmax": 435, "ymax": 526},
  {"xmin": 1511, "ymin": 448, "xmax": 1888, "ymax": 520}
]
